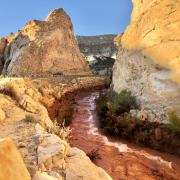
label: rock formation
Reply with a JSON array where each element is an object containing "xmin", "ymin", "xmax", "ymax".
[
  {"xmin": 112, "ymin": 0, "xmax": 180, "ymax": 122},
  {"xmin": 1, "ymin": 8, "xmax": 90, "ymax": 76},
  {"xmin": 112, "ymin": 47, "xmax": 180, "ymax": 122},
  {"xmin": 77, "ymin": 35, "xmax": 118, "ymax": 75},
  {"xmin": 116, "ymin": 0, "xmax": 180, "ymax": 84},
  {"xmin": 0, "ymin": 38, "xmax": 7, "ymax": 73},
  {"xmin": 0, "ymin": 138, "xmax": 31, "ymax": 180}
]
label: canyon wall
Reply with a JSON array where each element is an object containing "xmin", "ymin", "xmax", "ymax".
[
  {"xmin": 112, "ymin": 0, "xmax": 180, "ymax": 122},
  {"xmin": 77, "ymin": 35, "xmax": 118, "ymax": 75},
  {"xmin": 116, "ymin": 0, "xmax": 180, "ymax": 84},
  {"xmin": 0, "ymin": 8, "xmax": 90, "ymax": 76}
]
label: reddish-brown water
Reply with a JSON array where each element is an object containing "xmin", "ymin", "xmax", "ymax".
[{"xmin": 70, "ymin": 91, "xmax": 180, "ymax": 180}]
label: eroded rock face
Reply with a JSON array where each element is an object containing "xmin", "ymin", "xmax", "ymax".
[
  {"xmin": 0, "ymin": 138, "xmax": 31, "ymax": 180},
  {"xmin": 0, "ymin": 38, "xmax": 7, "ymax": 73},
  {"xmin": 77, "ymin": 35, "xmax": 117, "ymax": 75},
  {"xmin": 117, "ymin": 0, "xmax": 180, "ymax": 84},
  {"xmin": 112, "ymin": 47, "xmax": 180, "ymax": 122},
  {"xmin": 112, "ymin": 0, "xmax": 180, "ymax": 122},
  {"xmin": 2, "ymin": 8, "xmax": 90, "ymax": 76}
]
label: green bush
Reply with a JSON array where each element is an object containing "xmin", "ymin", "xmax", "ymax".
[
  {"xmin": 96, "ymin": 90, "xmax": 138, "ymax": 118},
  {"xmin": 107, "ymin": 90, "xmax": 138, "ymax": 115},
  {"xmin": 167, "ymin": 111, "xmax": 180, "ymax": 133}
]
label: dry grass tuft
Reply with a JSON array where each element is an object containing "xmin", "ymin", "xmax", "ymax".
[{"xmin": 46, "ymin": 120, "xmax": 72, "ymax": 141}]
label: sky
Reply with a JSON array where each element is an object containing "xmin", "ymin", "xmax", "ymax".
[{"xmin": 0, "ymin": 0, "xmax": 132, "ymax": 38}]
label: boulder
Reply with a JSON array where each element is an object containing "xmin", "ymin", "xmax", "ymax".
[
  {"xmin": 66, "ymin": 147, "xmax": 112, "ymax": 180},
  {"xmin": 33, "ymin": 172, "xmax": 62, "ymax": 180},
  {"xmin": 34, "ymin": 124, "xmax": 112, "ymax": 180},
  {"xmin": 34, "ymin": 124, "xmax": 69, "ymax": 171},
  {"xmin": 2, "ymin": 8, "xmax": 90, "ymax": 76},
  {"xmin": 0, "ymin": 138, "xmax": 31, "ymax": 180}
]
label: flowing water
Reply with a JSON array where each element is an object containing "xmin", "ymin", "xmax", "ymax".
[{"xmin": 70, "ymin": 91, "xmax": 180, "ymax": 180}]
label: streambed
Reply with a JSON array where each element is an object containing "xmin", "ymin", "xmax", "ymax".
[{"xmin": 70, "ymin": 90, "xmax": 180, "ymax": 180}]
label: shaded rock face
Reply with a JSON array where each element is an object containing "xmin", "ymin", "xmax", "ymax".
[
  {"xmin": 117, "ymin": 0, "xmax": 180, "ymax": 84},
  {"xmin": 0, "ymin": 38, "xmax": 7, "ymax": 73},
  {"xmin": 77, "ymin": 35, "xmax": 117, "ymax": 75},
  {"xmin": 1, "ymin": 8, "xmax": 90, "ymax": 76},
  {"xmin": 112, "ymin": 47, "xmax": 180, "ymax": 122}
]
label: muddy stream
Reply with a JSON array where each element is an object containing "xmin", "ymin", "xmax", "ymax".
[{"xmin": 69, "ymin": 90, "xmax": 180, "ymax": 180}]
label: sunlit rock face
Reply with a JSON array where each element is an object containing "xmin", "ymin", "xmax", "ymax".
[
  {"xmin": 112, "ymin": 0, "xmax": 180, "ymax": 122},
  {"xmin": 0, "ymin": 138, "xmax": 31, "ymax": 180},
  {"xmin": 1, "ymin": 8, "xmax": 90, "ymax": 76},
  {"xmin": 116, "ymin": 0, "xmax": 180, "ymax": 84},
  {"xmin": 77, "ymin": 35, "xmax": 117, "ymax": 75}
]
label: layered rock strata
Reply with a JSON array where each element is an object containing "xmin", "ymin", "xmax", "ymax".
[{"xmin": 77, "ymin": 35, "xmax": 118, "ymax": 75}]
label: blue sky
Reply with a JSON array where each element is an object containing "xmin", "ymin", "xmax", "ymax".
[{"xmin": 0, "ymin": 0, "xmax": 132, "ymax": 38}]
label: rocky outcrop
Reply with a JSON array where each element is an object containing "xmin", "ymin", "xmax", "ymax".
[
  {"xmin": 116, "ymin": 0, "xmax": 180, "ymax": 84},
  {"xmin": 34, "ymin": 124, "xmax": 112, "ymax": 180},
  {"xmin": 0, "ymin": 138, "xmax": 31, "ymax": 180},
  {"xmin": 1, "ymin": 8, "xmax": 90, "ymax": 76},
  {"xmin": 112, "ymin": 47, "xmax": 180, "ymax": 122},
  {"xmin": 112, "ymin": 0, "xmax": 180, "ymax": 122},
  {"xmin": 77, "ymin": 35, "xmax": 117, "ymax": 75}
]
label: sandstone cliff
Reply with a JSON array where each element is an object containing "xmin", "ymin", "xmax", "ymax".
[
  {"xmin": 77, "ymin": 35, "xmax": 117, "ymax": 75},
  {"xmin": 116, "ymin": 0, "xmax": 180, "ymax": 84},
  {"xmin": 113, "ymin": 47, "xmax": 180, "ymax": 122},
  {"xmin": 1, "ymin": 8, "xmax": 90, "ymax": 76},
  {"xmin": 112, "ymin": 0, "xmax": 180, "ymax": 122}
]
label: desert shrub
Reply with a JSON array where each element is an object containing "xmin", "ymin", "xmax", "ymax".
[
  {"xmin": 96, "ymin": 93, "xmax": 109, "ymax": 122},
  {"xmin": 107, "ymin": 90, "xmax": 138, "ymax": 115},
  {"xmin": 24, "ymin": 114, "xmax": 37, "ymax": 123},
  {"xmin": 46, "ymin": 121, "xmax": 72, "ymax": 141},
  {"xmin": 96, "ymin": 91, "xmax": 180, "ymax": 156},
  {"xmin": 87, "ymin": 149, "xmax": 101, "ymax": 161},
  {"xmin": 167, "ymin": 111, "xmax": 180, "ymax": 133},
  {"xmin": 0, "ymin": 82, "xmax": 19, "ymax": 100},
  {"xmin": 96, "ymin": 90, "xmax": 138, "ymax": 129}
]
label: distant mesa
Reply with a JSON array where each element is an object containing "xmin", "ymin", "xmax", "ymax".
[
  {"xmin": 77, "ymin": 34, "xmax": 118, "ymax": 76},
  {"xmin": 0, "ymin": 8, "xmax": 90, "ymax": 76}
]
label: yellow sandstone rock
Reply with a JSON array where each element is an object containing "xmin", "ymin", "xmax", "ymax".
[
  {"xmin": 119, "ymin": 0, "xmax": 180, "ymax": 84},
  {"xmin": 0, "ymin": 138, "xmax": 31, "ymax": 180}
]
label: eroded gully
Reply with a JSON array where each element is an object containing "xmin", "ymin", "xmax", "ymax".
[{"xmin": 69, "ymin": 91, "xmax": 180, "ymax": 180}]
